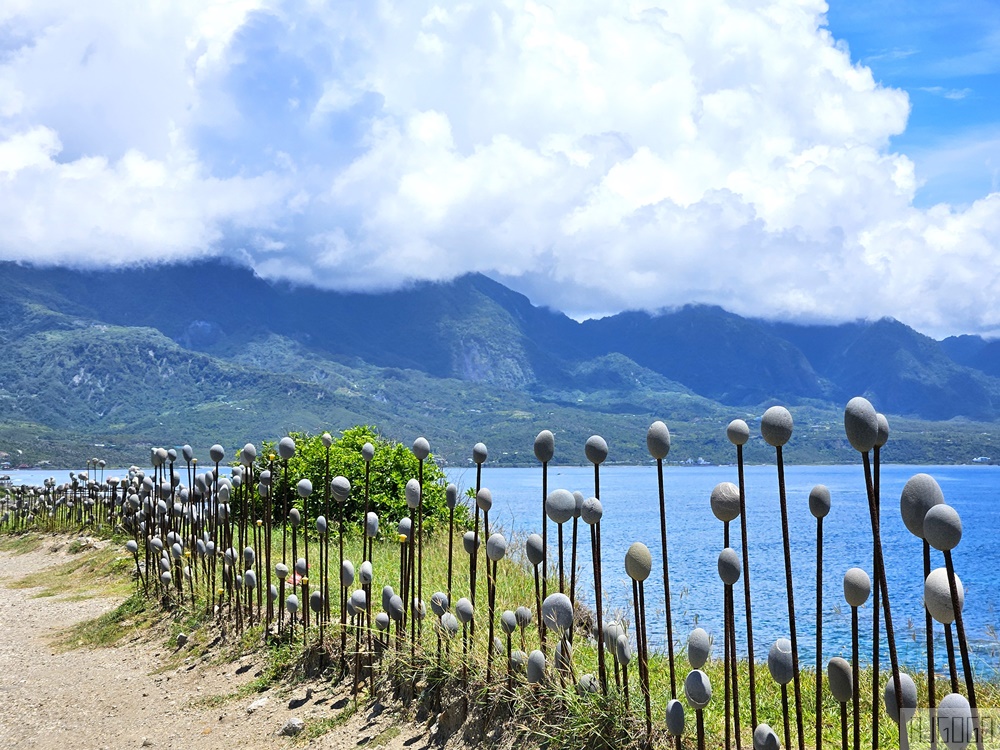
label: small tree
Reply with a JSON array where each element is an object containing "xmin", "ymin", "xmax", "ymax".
[{"xmin": 255, "ymin": 426, "xmax": 465, "ymax": 534}]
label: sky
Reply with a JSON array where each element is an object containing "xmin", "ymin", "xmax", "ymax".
[{"xmin": 1, "ymin": 1, "xmax": 998, "ymax": 338}]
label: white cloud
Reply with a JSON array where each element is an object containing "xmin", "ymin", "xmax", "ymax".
[{"xmin": 1, "ymin": 0, "xmax": 999, "ymax": 337}]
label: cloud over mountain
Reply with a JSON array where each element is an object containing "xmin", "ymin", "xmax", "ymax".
[{"xmin": 1, "ymin": 0, "xmax": 998, "ymax": 336}]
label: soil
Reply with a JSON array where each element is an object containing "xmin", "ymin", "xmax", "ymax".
[{"xmin": 0, "ymin": 538, "xmax": 479, "ymax": 750}]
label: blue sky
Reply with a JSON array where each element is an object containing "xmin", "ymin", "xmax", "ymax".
[
  {"xmin": 1, "ymin": 1, "xmax": 998, "ymax": 338},
  {"xmin": 826, "ymin": 0, "xmax": 1000, "ymax": 207}
]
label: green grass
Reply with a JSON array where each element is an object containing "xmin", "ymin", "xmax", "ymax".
[{"xmin": 5, "ymin": 522, "xmax": 998, "ymax": 750}]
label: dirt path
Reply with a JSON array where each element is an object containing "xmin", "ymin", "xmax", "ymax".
[{"xmin": 0, "ymin": 538, "xmax": 436, "ymax": 750}]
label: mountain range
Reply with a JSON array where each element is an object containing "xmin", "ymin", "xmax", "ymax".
[{"xmin": 1, "ymin": 259, "xmax": 998, "ymax": 468}]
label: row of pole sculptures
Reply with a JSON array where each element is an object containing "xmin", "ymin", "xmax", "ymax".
[{"xmin": 0, "ymin": 396, "xmax": 985, "ymax": 750}]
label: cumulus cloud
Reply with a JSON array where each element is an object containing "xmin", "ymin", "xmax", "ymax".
[{"xmin": 1, "ymin": 0, "xmax": 999, "ymax": 336}]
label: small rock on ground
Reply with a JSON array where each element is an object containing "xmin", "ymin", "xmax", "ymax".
[{"xmin": 279, "ymin": 718, "xmax": 305, "ymax": 737}]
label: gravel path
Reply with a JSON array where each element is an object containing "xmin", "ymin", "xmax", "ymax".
[{"xmin": 0, "ymin": 538, "xmax": 433, "ymax": 750}]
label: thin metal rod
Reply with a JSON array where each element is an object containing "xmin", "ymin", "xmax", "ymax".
[
  {"xmin": 861, "ymin": 452, "xmax": 906, "ymax": 750},
  {"xmin": 775, "ymin": 445, "xmax": 805, "ymax": 750},
  {"xmin": 944, "ymin": 549, "xmax": 984, "ymax": 750},
  {"xmin": 817, "ymin": 515, "xmax": 824, "ymax": 750},
  {"xmin": 736, "ymin": 443, "xmax": 757, "ymax": 730},
  {"xmin": 853, "ymin": 605, "xmax": 860, "ymax": 750}
]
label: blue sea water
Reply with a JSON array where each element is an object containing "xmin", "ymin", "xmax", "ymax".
[{"xmin": 444, "ymin": 463, "xmax": 1000, "ymax": 678}]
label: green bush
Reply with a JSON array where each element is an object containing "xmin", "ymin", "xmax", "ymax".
[{"xmin": 252, "ymin": 426, "xmax": 467, "ymax": 534}]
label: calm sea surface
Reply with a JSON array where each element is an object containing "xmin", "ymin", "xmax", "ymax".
[
  {"xmin": 442, "ymin": 463, "xmax": 1000, "ymax": 677},
  {"xmin": 6, "ymin": 463, "xmax": 998, "ymax": 676}
]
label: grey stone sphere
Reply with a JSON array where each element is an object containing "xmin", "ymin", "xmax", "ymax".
[
  {"xmin": 875, "ymin": 413, "xmax": 890, "ymax": 448},
  {"xmin": 525, "ymin": 533, "xmax": 545, "ymax": 567},
  {"xmin": 268, "ymin": 584, "xmax": 278, "ymax": 602},
  {"xmin": 441, "ymin": 612, "xmax": 459, "ymax": 636},
  {"xmin": 126, "ymin": 540, "xmax": 138, "ymax": 554},
  {"xmin": 445, "ymin": 483, "xmax": 458, "ymax": 510},
  {"xmin": 472, "ymin": 442, "xmax": 488, "ymax": 464},
  {"xmin": 510, "ymin": 649, "xmax": 527, "ymax": 671},
  {"xmin": 462, "ymin": 530, "xmax": 479, "ymax": 555},
  {"xmin": 341, "ymin": 559, "xmax": 355, "ymax": 587},
  {"xmin": 844, "ymin": 396, "xmax": 879, "ymax": 453},
  {"xmin": 359, "ymin": 560, "xmax": 373, "ymax": 585},
  {"xmin": 288, "ymin": 508, "xmax": 301, "ymax": 528},
  {"xmin": 321, "ymin": 432, "xmax": 332, "ymax": 448},
  {"xmin": 244, "ymin": 570, "xmax": 257, "ymax": 589},
  {"xmin": 844, "ymin": 567, "xmax": 871, "ymax": 608},
  {"xmin": 375, "ymin": 612, "xmax": 390, "ymax": 631},
  {"xmin": 285, "ymin": 594, "xmax": 298, "ymax": 614},
  {"xmin": 615, "ymin": 633, "xmax": 632, "ymax": 666},
  {"xmin": 412, "ymin": 598, "xmax": 425, "ymax": 620},
  {"xmin": 515, "ymin": 606, "xmax": 533, "ymax": 627},
  {"xmin": 388, "ymin": 595, "xmax": 404, "ymax": 622},
  {"xmin": 486, "ymin": 532, "xmax": 508, "ymax": 562},
  {"xmin": 581, "ymin": 496, "xmax": 603, "ymax": 525},
  {"xmin": 361, "ymin": 442, "xmax": 375, "ymax": 462},
  {"xmin": 573, "ymin": 490, "xmax": 584, "ymax": 519},
  {"xmin": 938, "ymin": 693, "xmax": 973, "ymax": 750},
  {"xmin": 500, "ymin": 610, "xmax": 517, "ymax": 635},
  {"xmin": 665, "ymin": 698, "xmax": 685, "ymax": 736},
  {"xmin": 718, "ymin": 547, "xmax": 741, "ymax": 585},
  {"xmin": 182, "ymin": 444, "xmax": 193, "ymax": 462},
  {"xmin": 277, "ymin": 437, "xmax": 295, "ymax": 460},
  {"xmin": 760, "ymin": 406, "xmax": 793, "ymax": 447},
  {"xmin": 555, "ymin": 638, "xmax": 574, "ymax": 671},
  {"xmin": 430, "ymin": 591, "xmax": 449, "ymax": 617},
  {"xmin": 809, "ymin": 484, "xmax": 831, "ymax": 519},
  {"xmin": 315, "ymin": 516, "xmax": 328, "ymax": 535},
  {"xmin": 534, "ymin": 430, "xmax": 555, "ymax": 463},
  {"xmin": 687, "ymin": 628, "xmax": 710, "ymax": 669},
  {"xmin": 405, "ymin": 478, "xmax": 421, "ymax": 509},
  {"xmin": 412, "ymin": 437, "xmax": 430, "ymax": 460},
  {"xmin": 209, "ymin": 444, "xmax": 226, "ymax": 463},
  {"xmin": 710, "ymin": 482, "xmax": 741, "ymax": 522},
  {"xmin": 684, "ymin": 669, "xmax": 712, "ymax": 710},
  {"xmin": 365, "ymin": 512, "xmax": 379, "ymax": 537},
  {"xmin": 625, "ymin": 542, "xmax": 652, "ymax": 582},
  {"xmin": 578, "ymin": 674, "xmax": 600, "ymax": 695},
  {"xmin": 924, "ymin": 504, "xmax": 962, "ymax": 551},
  {"xmin": 398, "ymin": 517, "xmax": 412, "ymax": 540},
  {"xmin": 884, "ymin": 673, "xmax": 918, "ymax": 725},
  {"xmin": 542, "ymin": 592, "xmax": 574, "ymax": 632},
  {"xmin": 455, "ymin": 597, "xmax": 474, "ymax": 624},
  {"xmin": 900, "ymin": 473, "xmax": 945, "ymax": 539},
  {"xmin": 382, "ymin": 585, "xmax": 394, "ymax": 612},
  {"xmin": 727, "ymin": 419, "xmax": 750, "ymax": 446},
  {"xmin": 275, "ymin": 563, "xmax": 288, "ymax": 581},
  {"xmin": 546, "ymin": 489, "xmax": 576, "ymax": 524},
  {"xmin": 585, "ymin": 435, "xmax": 609, "ymax": 465},
  {"xmin": 925, "ymin": 567, "xmax": 964, "ymax": 625},
  {"xmin": 330, "ymin": 475, "xmax": 351, "ymax": 503},
  {"xmin": 476, "ymin": 487, "xmax": 493, "ymax": 512},
  {"xmin": 527, "ymin": 649, "xmax": 546, "ymax": 684},
  {"xmin": 753, "ymin": 723, "xmax": 780, "ymax": 750},
  {"xmin": 768, "ymin": 638, "xmax": 794, "ymax": 686},
  {"xmin": 296, "ymin": 478, "xmax": 312, "ymax": 498},
  {"xmin": 311, "ymin": 590, "xmax": 325, "ymax": 613},
  {"xmin": 241, "ymin": 443, "xmax": 257, "ymax": 464},
  {"xmin": 603, "ymin": 620, "xmax": 625, "ymax": 651},
  {"xmin": 646, "ymin": 421, "xmax": 671, "ymax": 460},
  {"xmin": 827, "ymin": 657, "xmax": 853, "ymax": 703}
]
